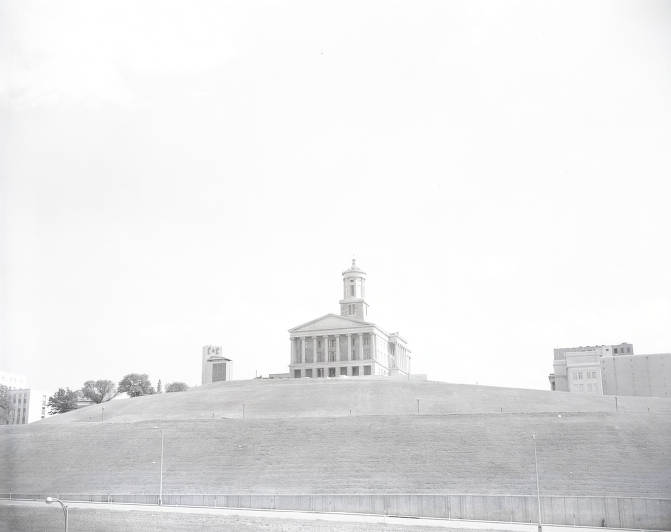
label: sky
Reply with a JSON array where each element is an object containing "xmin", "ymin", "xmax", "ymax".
[{"xmin": 1, "ymin": 0, "xmax": 671, "ymax": 394}]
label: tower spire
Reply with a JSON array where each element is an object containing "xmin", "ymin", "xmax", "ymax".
[{"xmin": 340, "ymin": 259, "xmax": 368, "ymax": 319}]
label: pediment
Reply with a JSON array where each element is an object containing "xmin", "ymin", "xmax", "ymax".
[{"xmin": 289, "ymin": 314, "xmax": 372, "ymax": 333}]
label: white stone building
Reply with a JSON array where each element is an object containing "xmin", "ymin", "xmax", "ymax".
[{"xmin": 289, "ymin": 260, "xmax": 411, "ymax": 379}]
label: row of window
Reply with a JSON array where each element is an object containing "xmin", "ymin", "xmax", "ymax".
[
  {"xmin": 294, "ymin": 366, "xmax": 373, "ymax": 378},
  {"xmin": 571, "ymin": 370, "xmax": 598, "ymax": 380}
]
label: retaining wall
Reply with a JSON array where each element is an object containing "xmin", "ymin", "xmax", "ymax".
[{"xmin": 2, "ymin": 493, "xmax": 669, "ymax": 530}]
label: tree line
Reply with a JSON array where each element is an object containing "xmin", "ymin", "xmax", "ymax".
[{"xmin": 46, "ymin": 374, "xmax": 189, "ymax": 415}]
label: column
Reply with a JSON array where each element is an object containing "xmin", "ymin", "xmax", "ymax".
[
  {"xmin": 371, "ymin": 333, "xmax": 376, "ymax": 361},
  {"xmin": 358, "ymin": 333, "xmax": 364, "ymax": 361},
  {"xmin": 301, "ymin": 337, "xmax": 306, "ymax": 364},
  {"xmin": 336, "ymin": 335, "xmax": 341, "ymax": 362},
  {"xmin": 347, "ymin": 333, "xmax": 352, "ymax": 361}
]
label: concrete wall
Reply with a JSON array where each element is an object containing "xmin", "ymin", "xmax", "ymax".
[
  {"xmin": 4, "ymin": 493, "xmax": 669, "ymax": 530},
  {"xmin": 601, "ymin": 353, "xmax": 671, "ymax": 398}
]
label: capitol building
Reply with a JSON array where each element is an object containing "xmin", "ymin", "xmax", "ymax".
[{"xmin": 289, "ymin": 260, "xmax": 411, "ymax": 378}]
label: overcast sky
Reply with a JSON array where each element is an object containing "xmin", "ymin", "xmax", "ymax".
[{"xmin": 2, "ymin": 1, "xmax": 671, "ymax": 394}]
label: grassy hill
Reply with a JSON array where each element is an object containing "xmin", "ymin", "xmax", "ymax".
[
  {"xmin": 2, "ymin": 378, "xmax": 671, "ymax": 499},
  {"xmin": 39, "ymin": 377, "xmax": 671, "ymax": 424}
]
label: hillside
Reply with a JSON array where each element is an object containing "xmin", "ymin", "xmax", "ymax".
[
  {"xmin": 2, "ymin": 378, "xmax": 671, "ymax": 500},
  {"xmin": 39, "ymin": 377, "xmax": 671, "ymax": 424}
]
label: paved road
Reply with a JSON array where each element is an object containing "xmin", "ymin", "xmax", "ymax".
[{"xmin": 0, "ymin": 500, "xmax": 654, "ymax": 532}]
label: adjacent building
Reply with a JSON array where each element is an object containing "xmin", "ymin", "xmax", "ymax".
[
  {"xmin": 601, "ymin": 352, "xmax": 671, "ymax": 398},
  {"xmin": 289, "ymin": 260, "xmax": 411, "ymax": 379},
  {"xmin": 1, "ymin": 372, "xmax": 47, "ymax": 424},
  {"xmin": 202, "ymin": 345, "xmax": 233, "ymax": 385},
  {"xmin": 549, "ymin": 343, "xmax": 671, "ymax": 398}
]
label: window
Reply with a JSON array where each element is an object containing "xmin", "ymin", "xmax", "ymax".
[
  {"xmin": 317, "ymin": 368, "xmax": 324, "ymax": 378},
  {"xmin": 328, "ymin": 351, "xmax": 336, "ymax": 362},
  {"xmin": 294, "ymin": 370, "xmax": 301, "ymax": 378},
  {"xmin": 614, "ymin": 348, "xmax": 618, "ymax": 354},
  {"xmin": 364, "ymin": 365, "xmax": 371, "ymax": 375},
  {"xmin": 328, "ymin": 367, "xmax": 336, "ymax": 377},
  {"xmin": 577, "ymin": 372, "xmax": 583, "ymax": 380},
  {"xmin": 350, "ymin": 285, "xmax": 356, "ymax": 296},
  {"xmin": 352, "ymin": 366, "xmax": 360, "ymax": 376},
  {"xmin": 340, "ymin": 367, "xmax": 348, "ymax": 376},
  {"xmin": 305, "ymin": 369, "xmax": 313, "ymax": 378},
  {"xmin": 363, "ymin": 335, "xmax": 369, "ymax": 346}
]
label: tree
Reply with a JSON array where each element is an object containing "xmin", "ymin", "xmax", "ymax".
[
  {"xmin": 48, "ymin": 388, "xmax": 78, "ymax": 414},
  {"xmin": 156, "ymin": 379, "xmax": 163, "ymax": 393},
  {"xmin": 81, "ymin": 380, "xmax": 117, "ymax": 403},
  {"xmin": 165, "ymin": 382, "xmax": 189, "ymax": 393},
  {"xmin": 118, "ymin": 374, "xmax": 155, "ymax": 397}
]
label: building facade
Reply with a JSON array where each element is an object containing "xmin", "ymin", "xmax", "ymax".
[
  {"xmin": 549, "ymin": 343, "xmax": 671, "ymax": 398},
  {"xmin": 549, "ymin": 343, "xmax": 633, "ymax": 393},
  {"xmin": 601, "ymin": 353, "xmax": 671, "ymax": 398},
  {"xmin": 1, "ymin": 372, "xmax": 47, "ymax": 425},
  {"xmin": 202, "ymin": 345, "xmax": 233, "ymax": 385},
  {"xmin": 289, "ymin": 260, "xmax": 411, "ymax": 379}
]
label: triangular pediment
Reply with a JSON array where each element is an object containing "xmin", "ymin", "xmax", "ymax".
[{"xmin": 289, "ymin": 313, "xmax": 372, "ymax": 333}]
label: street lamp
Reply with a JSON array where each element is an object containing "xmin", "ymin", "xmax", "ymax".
[
  {"xmin": 531, "ymin": 433, "xmax": 542, "ymax": 532},
  {"xmin": 152, "ymin": 426, "xmax": 164, "ymax": 505},
  {"xmin": 45, "ymin": 497, "xmax": 68, "ymax": 532}
]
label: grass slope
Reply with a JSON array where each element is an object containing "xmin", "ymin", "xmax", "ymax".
[{"xmin": 2, "ymin": 379, "xmax": 670, "ymax": 498}]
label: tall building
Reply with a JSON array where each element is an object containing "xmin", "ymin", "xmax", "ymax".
[
  {"xmin": 1, "ymin": 372, "xmax": 47, "ymax": 424},
  {"xmin": 202, "ymin": 345, "xmax": 233, "ymax": 384},
  {"xmin": 289, "ymin": 260, "xmax": 411, "ymax": 379}
]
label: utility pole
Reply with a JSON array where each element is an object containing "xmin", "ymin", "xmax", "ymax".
[
  {"xmin": 152, "ymin": 427, "xmax": 164, "ymax": 505},
  {"xmin": 159, "ymin": 429, "xmax": 164, "ymax": 505},
  {"xmin": 532, "ymin": 433, "xmax": 542, "ymax": 532}
]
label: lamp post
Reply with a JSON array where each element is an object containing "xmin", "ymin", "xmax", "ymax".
[
  {"xmin": 45, "ymin": 497, "xmax": 68, "ymax": 532},
  {"xmin": 153, "ymin": 426, "xmax": 164, "ymax": 505},
  {"xmin": 532, "ymin": 433, "xmax": 542, "ymax": 532}
]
